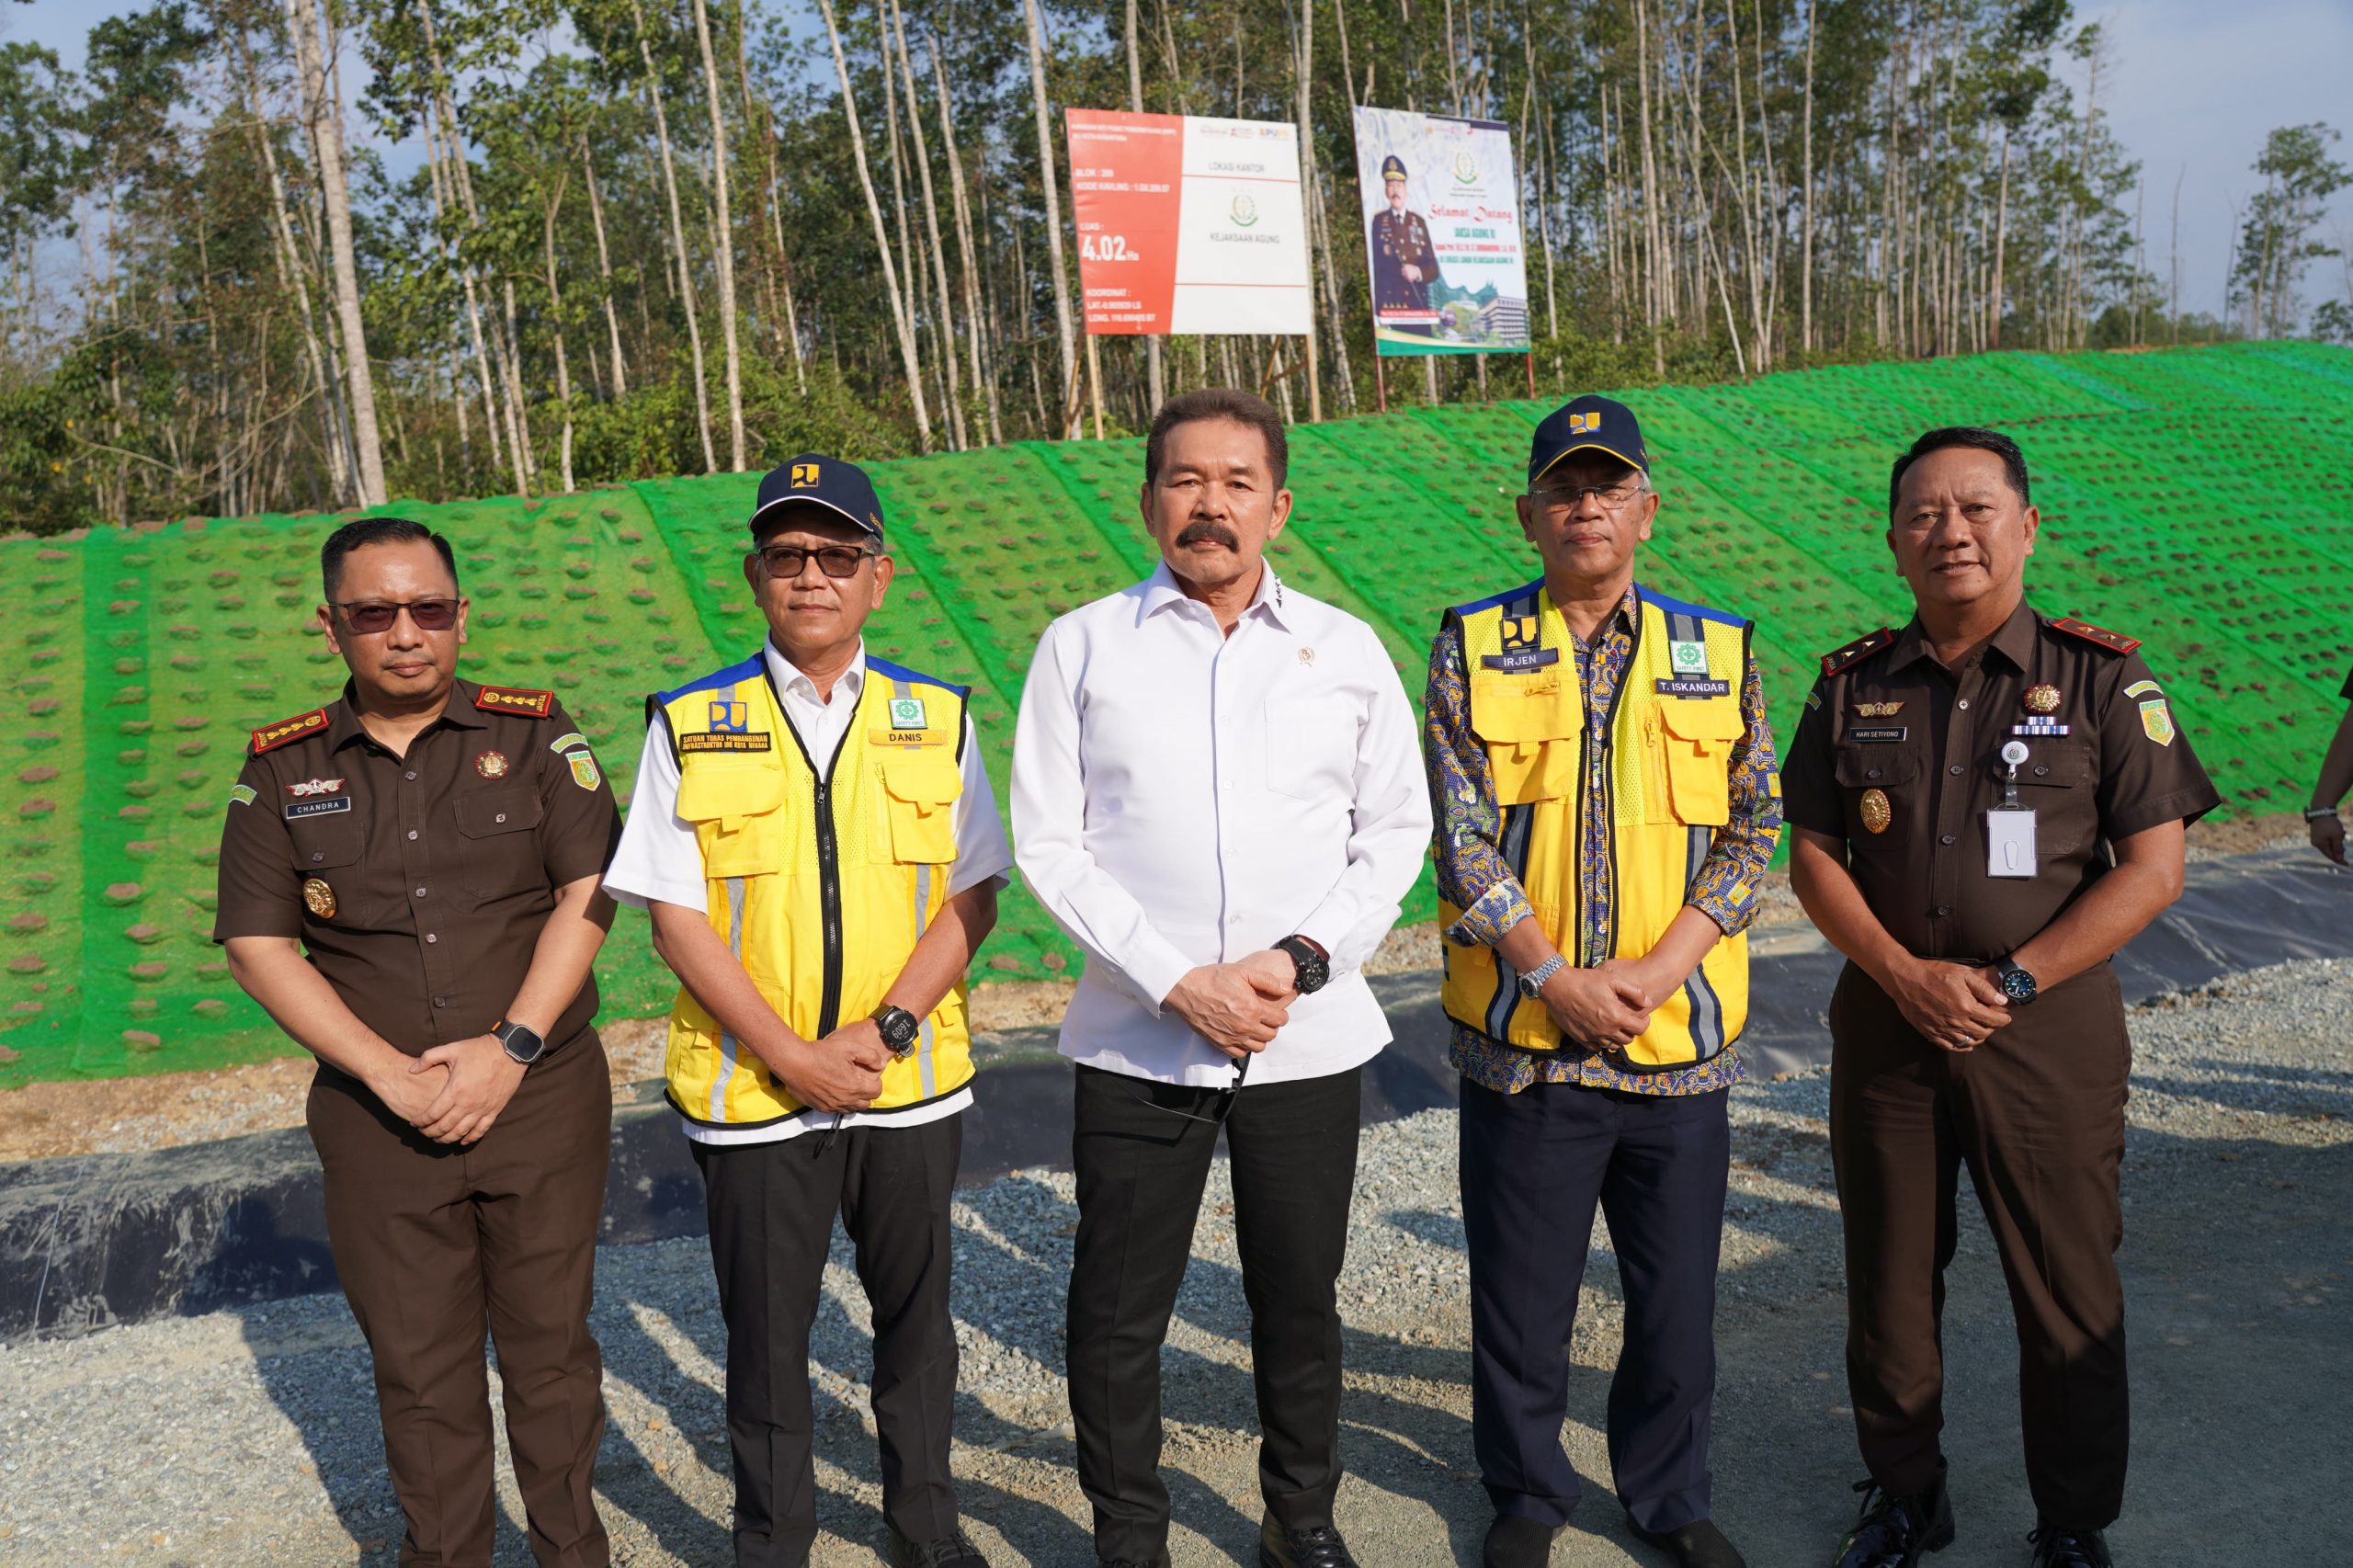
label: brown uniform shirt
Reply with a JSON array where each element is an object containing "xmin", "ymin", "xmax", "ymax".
[
  {"xmin": 1781, "ymin": 598, "xmax": 2222, "ymax": 962},
  {"xmin": 212, "ymin": 679, "xmax": 622, "ymax": 1062}
]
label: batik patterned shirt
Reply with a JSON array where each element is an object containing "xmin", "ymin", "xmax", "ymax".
[{"xmin": 1425, "ymin": 585, "xmax": 1783, "ymax": 1096}]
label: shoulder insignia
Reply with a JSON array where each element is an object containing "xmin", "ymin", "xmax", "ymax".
[
  {"xmin": 474, "ymin": 684, "xmax": 555, "ymax": 718},
  {"xmin": 250, "ymin": 709, "xmax": 327, "ymax": 756},
  {"xmin": 1820, "ymin": 628, "xmax": 1896, "ymax": 677},
  {"xmin": 2052, "ymin": 616, "xmax": 2142, "ymax": 656}
]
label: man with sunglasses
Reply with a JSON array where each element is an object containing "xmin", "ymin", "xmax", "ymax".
[
  {"xmin": 215, "ymin": 517, "xmax": 624, "ymax": 1568},
  {"xmin": 1011, "ymin": 390, "xmax": 1431, "ymax": 1568},
  {"xmin": 602, "ymin": 455, "xmax": 1008, "ymax": 1568},
  {"xmin": 1424, "ymin": 396, "xmax": 1781, "ymax": 1568}
]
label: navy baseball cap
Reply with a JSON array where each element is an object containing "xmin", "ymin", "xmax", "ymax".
[
  {"xmin": 1528, "ymin": 395, "xmax": 1650, "ymax": 484},
  {"xmin": 748, "ymin": 453, "xmax": 885, "ymax": 540}
]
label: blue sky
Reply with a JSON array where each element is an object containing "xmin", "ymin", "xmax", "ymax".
[{"xmin": 6, "ymin": 0, "xmax": 2349, "ymax": 329}]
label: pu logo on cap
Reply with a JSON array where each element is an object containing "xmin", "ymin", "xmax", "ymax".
[
  {"xmin": 1569, "ymin": 411, "xmax": 1600, "ymax": 436},
  {"xmin": 791, "ymin": 461, "xmax": 820, "ymax": 487}
]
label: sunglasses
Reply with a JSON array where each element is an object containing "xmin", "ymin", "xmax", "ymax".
[
  {"xmin": 754, "ymin": 544, "xmax": 878, "ymax": 580},
  {"xmin": 332, "ymin": 597, "xmax": 461, "ymax": 634}
]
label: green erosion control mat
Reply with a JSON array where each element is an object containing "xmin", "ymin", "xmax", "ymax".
[{"xmin": 5, "ymin": 342, "xmax": 2348, "ymax": 1085}]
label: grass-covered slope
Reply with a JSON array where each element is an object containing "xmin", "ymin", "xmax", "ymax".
[{"xmin": 4, "ymin": 341, "xmax": 2347, "ymax": 1086}]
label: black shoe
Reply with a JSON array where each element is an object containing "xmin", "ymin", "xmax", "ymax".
[
  {"xmin": 1832, "ymin": 1471, "xmax": 1955, "ymax": 1568},
  {"xmin": 1259, "ymin": 1513, "xmax": 1360, "ymax": 1568},
  {"xmin": 887, "ymin": 1521, "xmax": 988, "ymax": 1568},
  {"xmin": 1484, "ymin": 1514, "xmax": 1558, "ymax": 1568},
  {"xmin": 1630, "ymin": 1517, "xmax": 1747, "ymax": 1568},
  {"xmin": 2028, "ymin": 1525, "xmax": 2112, "ymax": 1568}
]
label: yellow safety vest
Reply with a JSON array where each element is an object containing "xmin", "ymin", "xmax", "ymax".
[
  {"xmin": 1438, "ymin": 582, "xmax": 1756, "ymax": 1069},
  {"xmin": 654, "ymin": 652, "xmax": 973, "ymax": 1129}
]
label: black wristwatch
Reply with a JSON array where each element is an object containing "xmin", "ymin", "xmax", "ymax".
[
  {"xmin": 1275, "ymin": 934, "xmax": 1331, "ymax": 995},
  {"xmin": 871, "ymin": 1004, "xmax": 921, "ymax": 1058},
  {"xmin": 1994, "ymin": 956, "xmax": 2039, "ymax": 1006},
  {"xmin": 492, "ymin": 1018, "xmax": 546, "ymax": 1065}
]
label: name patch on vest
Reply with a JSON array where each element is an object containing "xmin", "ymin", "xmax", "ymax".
[
  {"xmin": 284, "ymin": 796, "xmax": 353, "ymax": 820},
  {"xmin": 1482, "ymin": 647, "xmax": 1560, "ymax": 673},
  {"xmin": 1655, "ymin": 677, "xmax": 1731, "ymax": 698},
  {"xmin": 873, "ymin": 728, "xmax": 950, "ymax": 747},
  {"xmin": 679, "ymin": 731, "xmax": 773, "ymax": 754},
  {"xmin": 1847, "ymin": 725, "xmax": 1908, "ymax": 744}
]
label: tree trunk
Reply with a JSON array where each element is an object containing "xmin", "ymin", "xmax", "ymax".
[
  {"xmin": 815, "ymin": 0, "xmax": 934, "ymax": 448},
  {"xmin": 1799, "ymin": 0, "xmax": 1816, "ymax": 354},
  {"xmin": 287, "ymin": 0, "xmax": 385, "ymax": 504},
  {"xmin": 542, "ymin": 178, "xmax": 577, "ymax": 494},
  {"xmin": 929, "ymin": 35, "xmax": 1003, "ymax": 443},
  {"xmin": 690, "ymin": 0, "xmax": 745, "ymax": 470},
  {"xmin": 888, "ymin": 0, "xmax": 969, "ymax": 449},
  {"xmin": 1024, "ymin": 0, "xmax": 1080, "ymax": 437},
  {"xmin": 1291, "ymin": 0, "xmax": 1322, "ymax": 421},
  {"xmin": 1126, "ymin": 0, "xmax": 1163, "ymax": 411},
  {"xmin": 580, "ymin": 135, "xmax": 629, "ymax": 397},
  {"xmin": 1989, "ymin": 128, "xmax": 2010, "ymax": 350},
  {"xmin": 631, "ymin": 0, "xmax": 719, "ymax": 473}
]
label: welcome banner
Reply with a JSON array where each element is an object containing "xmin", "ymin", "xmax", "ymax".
[
  {"xmin": 1066, "ymin": 109, "xmax": 1313, "ymax": 336},
  {"xmin": 1351, "ymin": 107, "xmax": 1532, "ymax": 356}
]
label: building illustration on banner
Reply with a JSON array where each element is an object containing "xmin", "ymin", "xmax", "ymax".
[
  {"xmin": 1349, "ymin": 106, "xmax": 1532, "ymax": 357},
  {"xmin": 1065, "ymin": 109, "xmax": 1313, "ymax": 336}
]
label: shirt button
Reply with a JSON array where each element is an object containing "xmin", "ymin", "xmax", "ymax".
[
  {"xmin": 406, "ymin": 828, "xmax": 419, "ymax": 841},
  {"xmin": 405, "ymin": 770, "xmax": 417, "ymax": 781},
  {"xmin": 432, "ymin": 996, "xmax": 447, "ymax": 1008},
  {"xmin": 414, "ymin": 887, "xmax": 427, "ymax": 899},
  {"xmin": 1958, "ymin": 699, "xmax": 1970, "ymax": 710},
  {"xmin": 2034, "ymin": 766, "xmax": 2050, "ymax": 777},
  {"xmin": 310, "ymin": 851, "xmax": 324, "ymax": 864},
  {"xmin": 1939, "ymin": 834, "xmax": 1956, "ymax": 845},
  {"xmin": 1866, "ymin": 767, "xmax": 1882, "ymax": 780},
  {"xmin": 426, "ymin": 933, "xmax": 438, "ymax": 944},
  {"xmin": 1933, "ymin": 904, "xmax": 1952, "ymax": 917},
  {"xmin": 1949, "ymin": 764, "xmax": 1964, "ymax": 776},
  {"xmin": 494, "ymin": 812, "xmax": 507, "ymax": 824}
]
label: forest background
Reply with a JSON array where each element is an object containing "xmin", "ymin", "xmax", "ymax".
[{"xmin": 1, "ymin": 0, "xmax": 2348, "ymax": 533}]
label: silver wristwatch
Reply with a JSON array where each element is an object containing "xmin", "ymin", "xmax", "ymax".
[
  {"xmin": 1518, "ymin": 953, "xmax": 1569, "ymax": 1000},
  {"xmin": 2306, "ymin": 805, "xmax": 2342, "ymax": 823}
]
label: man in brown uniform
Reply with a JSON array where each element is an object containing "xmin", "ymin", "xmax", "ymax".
[
  {"xmin": 216, "ymin": 517, "xmax": 623, "ymax": 1568},
  {"xmin": 1783, "ymin": 429, "xmax": 2220, "ymax": 1568}
]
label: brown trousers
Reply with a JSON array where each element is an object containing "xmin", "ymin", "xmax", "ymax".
[
  {"xmin": 1829, "ymin": 961, "xmax": 2131, "ymax": 1530},
  {"xmin": 308, "ymin": 1030, "xmax": 613, "ymax": 1568}
]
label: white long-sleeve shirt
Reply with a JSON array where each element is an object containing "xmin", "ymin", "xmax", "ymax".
[{"xmin": 1011, "ymin": 562, "xmax": 1433, "ymax": 1086}]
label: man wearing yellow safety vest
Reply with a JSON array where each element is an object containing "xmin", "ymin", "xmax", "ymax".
[
  {"xmin": 602, "ymin": 456, "xmax": 1009, "ymax": 1568},
  {"xmin": 1423, "ymin": 396, "xmax": 1783, "ymax": 1568}
]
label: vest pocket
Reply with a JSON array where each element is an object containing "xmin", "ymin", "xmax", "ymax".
[
  {"xmin": 677, "ymin": 762, "xmax": 790, "ymax": 877},
  {"xmin": 879, "ymin": 747, "xmax": 961, "ymax": 863},
  {"xmin": 1471, "ymin": 678, "xmax": 1579, "ymax": 803},
  {"xmin": 1658, "ymin": 699, "xmax": 1744, "ymax": 825}
]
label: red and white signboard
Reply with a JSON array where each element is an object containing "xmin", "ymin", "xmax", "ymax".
[{"xmin": 1066, "ymin": 108, "xmax": 1313, "ymax": 335}]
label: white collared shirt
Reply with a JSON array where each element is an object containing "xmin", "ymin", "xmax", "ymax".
[
  {"xmin": 1011, "ymin": 562, "xmax": 1432, "ymax": 1087},
  {"xmin": 603, "ymin": 639, "xmax": 1011, "ymax": 1143}
]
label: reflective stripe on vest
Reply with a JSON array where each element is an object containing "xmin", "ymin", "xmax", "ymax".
[
  {"xmin": 655, "ymin": 654, "xmax": 974, "ymax": 1127},
  {"xmin": 1438, "ymin": 582, "xmax": 1755, "ymax": 1069}
]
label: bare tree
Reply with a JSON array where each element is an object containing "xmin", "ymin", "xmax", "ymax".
[
  {"xmin": 286, "ymin": 0, "xmax": 384, "ymax": 504},
  {"xmin": 690, "ymin": 0, "xmax": 745, "ymax": 470}
]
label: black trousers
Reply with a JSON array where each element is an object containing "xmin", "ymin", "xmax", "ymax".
[
  {"xmin": 1460, "ymin": 1076, "xmax": 1730, "ymax": 1536},
  {"xmin": 1831, "ymin": 961, "xmax": 2131, "ymax": 1529},
  {"xmin": 309, "ymin": 1029, "xmax": 612, "ymax": 1568},
  {"xmin": 1066, "ymin": 1062, "xmax": 1363, "ymax": 1564},
  {"xmin": 693, "ymin": 1114, "xmax": 963, "ymax": 1567}
]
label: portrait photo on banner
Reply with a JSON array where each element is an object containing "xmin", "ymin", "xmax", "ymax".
[{"xmin": 1350, "ymin": 106, "xmax": 1533, "ymax": 357}]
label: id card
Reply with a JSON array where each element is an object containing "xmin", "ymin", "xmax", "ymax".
[{"xmin": 1986, "ymin": 807, "xmax": 2038, "ymax": 879}]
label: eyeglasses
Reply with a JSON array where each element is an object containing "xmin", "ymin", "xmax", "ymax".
[
  {"xmin": 1530, "ymin": 481, "xmax": 1646, "ymax": 512},
  {"xmin": 755, "ymin": 544, "xmax": 878, "ymax": 580},
  {"xmin": 1126, "ymin": 1053, "xmax": 1252, "ymax": 1127},
  {"xmin": 332, "ymin": 597, "xmax": 461, "ymax": 633}
]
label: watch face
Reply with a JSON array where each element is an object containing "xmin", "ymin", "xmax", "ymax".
[{"xmin": 2001, "ymin": 968, "xmax": 2036, "ymax": 1001}]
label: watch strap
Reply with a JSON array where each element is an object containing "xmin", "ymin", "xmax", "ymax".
[
  {"xmin": 1275, "ymin": 934, "xmax": 1331, "ymax": 994},
  {"xmin": 870, "ymin": 1004, "xmax": 921, "ymax": 1056},
  {"xmin": 492, "ymin": 1018, "xmax": 546, "ymax": 1064}
]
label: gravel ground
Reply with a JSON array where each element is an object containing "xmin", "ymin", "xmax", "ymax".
[{"xmin": 2, "ymin": 955, "xmax": 2347, "ymax": 1566}]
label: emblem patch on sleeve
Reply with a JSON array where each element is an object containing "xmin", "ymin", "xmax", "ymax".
[
  {"xmin": 228, "ymin": 783, "xmax": 257, "ymax": 807},
  {"xmin": 2126, "ymin": 680, "xmax": 2175, "ymax": 746},
  {"xmin": 566, "ymin": 750, "xmax": 603, "ymax": 790}
]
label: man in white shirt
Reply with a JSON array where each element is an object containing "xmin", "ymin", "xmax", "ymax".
[
  {"xmin": 603, "ymin": 456, "xmax": 1010, "ymax": 1568},
  {"xmin": 1012, "ymin": 390, "xmax": 1432, "ymax": 1568}
]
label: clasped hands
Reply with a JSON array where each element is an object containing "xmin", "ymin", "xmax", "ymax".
[
  {"xmin": 1533, "ymin": 957, "xmax": 1663, "ymax": 1050},
  {"xmin": 1166, "ymin": 949, "xmax": 1302, "ymax": 1060},
  {"xmin": 1886, "ymin": 957, "xmax": 2012, "ymax": 1053},
  {"xmin": 371, "ymin": 1033, "xmax": 528, "ymax": 1146}
]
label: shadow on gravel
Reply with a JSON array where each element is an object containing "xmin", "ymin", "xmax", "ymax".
[{"xmin": 236, "ymin": 1301, "xmax": 409, "ymax": 1561}]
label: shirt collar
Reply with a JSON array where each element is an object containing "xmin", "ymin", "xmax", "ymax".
[
  {"xmin": 1887, "ymin": 595, "xmax": 2040, "ymax": 674},
  {"xmin": 325, "ymin": 677, "xmax": 487, "ymax": 750},
  {"xmin": 1138, "ymin": 559, "xmax": 1292, "ymax": 631},
  {"xmin": 1556, "ymin": 583, "xmax": 1642, "ymax": 646},
  {"xmin": 766, "ymin": 638, "xmax": 867, "ymax": 706}
]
